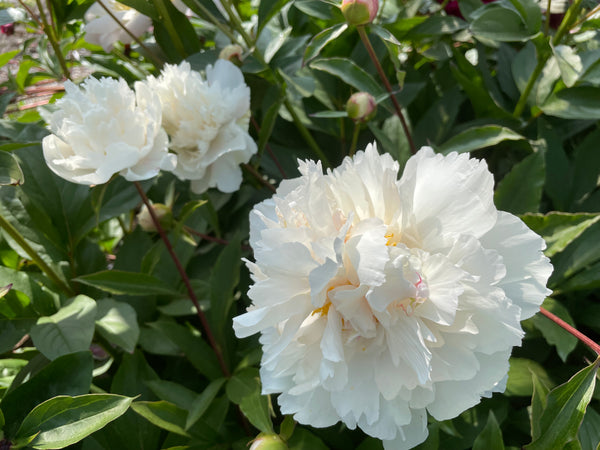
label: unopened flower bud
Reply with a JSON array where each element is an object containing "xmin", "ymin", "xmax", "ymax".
[
  {"xmin": 137, "ymin": 203, "xmax": 173, "ymax": 232},
  {"xmin": 1, "ymin": 23, "xmax": 15, "ymax": 36},
  {"xmin": 341, "ymin": 0, "xmax": 378, "ymax": 26},
  {"xmin": 249, "ymin": 433, "xmax": 288, "ymax": 450},
  {"xmin": 219, "ymin": 44, "xmax": 244, "ymax": 66},
  {"xmin": 346, "ymin": 92, "xmax": 377, "ymax": 123}
]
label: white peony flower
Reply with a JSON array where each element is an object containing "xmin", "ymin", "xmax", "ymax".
[
  {"xmin": 233, "ymin": 144, "xmax": 552, "ymax": 449},
  {"xmin": 145, "ymin": 60, "xmax": 257, "ymax": 194},
  {"xmin": 42, "ymin": 77, "xmax": 176, "ymax": 185},
  {"xmin": 84, "ymin": 1, "xmax": 152, "ymax": 52}
]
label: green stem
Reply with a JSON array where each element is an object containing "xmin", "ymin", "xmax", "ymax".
[
  {"xmin": 0, "ymin": 214, "xmax": 74, "ymax": 295},
  {"xmin": 544, "ymin": 0, "xmax": 552, "ymax": 35},
  {"xmin": 242, "ymin": 163, "xmax": 277, "ymax": 193},
  {"xmin": 221, "ymin": 0, "xmax": 256, "ymax": 54},
  {"xmin": 96, "ymin": 0, "xmax": 162, "ymax": 66},
  {"xmin": 35, "ymin": 0, "xmax": 70, "ymax": 80},
  {"xmin": 539, "ymin": 307, "xmax": 600, "ymax": 356},
  {"xmin": 512, "ymin": 57, "xmax": 546, "ymax": 118},
  {"xmin": 553, "ymin": 0, "xmax": 584, "ymax": 46},
  {"xmin": 349, "ymin": 123, "xmax": 360, "ymax": 157},
  {"xmin": 283, "ymin": 98, "xmax": 331, "ymax": 166},
  {"xmin": 357, "ymin": 26, "xmax": 416, "ymax": 154},
  {"xmin": 572, "ymin": 3, "xmax": 600, "ymax": 29}
]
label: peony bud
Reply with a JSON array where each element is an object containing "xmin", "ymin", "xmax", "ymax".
[
  {"xmin": 219, "ymin": 44, "xmax": 244, "ymax": 66},
  {"xmin": 249, "ymin": 433, "xmax": 288, "ymax": 450},
  {"xmin": 346, "ymin": 92, "xmax": 377, "ymax": 123},
  {"xmin": 1, "ymin": 23, "xmax": 15, "ymax": 36},
  {"xmin": 341, "ymin": 0, "xmax": 378, "ymax": 26},
  {"xmin": 137, "ymin": 203, "xmax": 173, "ymax": 232}
]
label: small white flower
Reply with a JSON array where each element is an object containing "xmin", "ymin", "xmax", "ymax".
[
  {"xmin": 233, "ymin": 144, "xmax": 552, "ymax": 449},
  {"xmin": 84, "ymin": 1, "xmax": 152, "ymax": 52},
  {"xmin": 42, "ymin": 77, "xmax": 175, "ymax": 185},
  {"xmin": 145, "ymin": 60, "xmax": 257, "ymax": 194}
]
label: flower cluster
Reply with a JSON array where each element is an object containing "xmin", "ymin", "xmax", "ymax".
[
  {"xmin": 42, "ymin": 77, "xmax": 174, "ymax": 185},
  {"xmin": 233, "ymin": 144, "xmax": 552, "ymax": 449},
  {"xmin": 145, "ymin": 60, "xmax": 256, "ymax": 194},
  {"xmin": 42, "ymin": 60, "xmax": 255, "ymax": 193}
]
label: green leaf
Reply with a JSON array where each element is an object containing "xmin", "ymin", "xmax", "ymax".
[
  {"xmin": 1, "ymin": 352, "xmax": 93, "ymax": 438},
  {"xmin": 470, "ymin": 5, "xmax": 533, "ymax": 42},
  {"xmin": 549, "ymin": 221, "xmax": 600, "ymax": 290},
  {"xmin": 495, "ymin": 150, "xmax": 545, "ymax": 214},
  {"xmin": 410, "ymin": 15, "xmax": 468, "ymax": 36},
  {"xmin": 257, "ymin": 94, "xmax": 284, "ymax": 160},
  {"xmin": 578, "ymin": 406, "xmax": 600, "ymax": 450},
  {"xmin": 530, "ymin": 372, "xmax": 551, "ymax": 441},
  {"xmin": 131, "ymin": 401, "xmax": 190, "ymax": 437},
  {"xmin": 15, "ymin": 394, "xmax": 133, "ymax": 449},
  {"xmin": 0, "ymin": 151, "xmax": 24, "ymax": 186},
  {"xmin": 227, "ymin": 368, "xmax": 273, "ymax": 433},
  {"xmin": 288, "ymin": 427, "xmax": 328, "ymax": 450},
  {"xmin": 148, "ymin": 320, "xmax": 222, "ymax": 380},
  {"xmin": 541, "ymin": 87, "xmax": 600, "ymax": 119},
  {"xmin": 95, "ymin": 298, "xmax": 140, "ymax": 353},
  {"xmin": 145, "ymin": 380, "xmax": 198, "ymax": 411},
  {"xmin": 438, "ymin": 126, "xmax": 525, "ymax": 155},
  {"xmin": 0, "ymin": 50, "xmax": 19, "ymax": 68},
  {"xmin": 525, "ymin": 359, "xmax": 599, "ymax": 450},
  {"xmin": 303, "ymin": 24, "xmax": 348, "ymax": 65},
  {"xmin": 553, "ymin": 45, "xmax": 583, "ymax": 88},
  {"xmin": 413, "ymin": 86, "xmax": 464, "ymax": 147},
  {"xmin": 210, "ymin": 237, "xmax": 241, "ymax": 341},
  {"xmin": 186, "ymin": 378, "xmax": 226, "ymax": 430},
  {"xmin": 473, "ymin": 411, "xmax": 505, "ymax": 450},
  {"xmin": 74, "ymin": 270, "xmax": 181, "ymax": 297},
  {"xmin": 30, "ymin": 295, "xmax": 97, "ymax": 361},
  {"xmin": 531, "ymin": 298, "xmax": 578, "ymax": 362},
  {"xmin": 309, "ymin": 58, "xmax": 385, "ymax": 97},
  {"xmin": 258, "ymin": 0, "xmax": 288, "ymax": 33},
  {"xmin": 506, "ymin": 358, "xmax": 553, "ymax": 397},
  {"xmin": 521, "ymin": 213, "xmax": 600, "ymax": 258}
]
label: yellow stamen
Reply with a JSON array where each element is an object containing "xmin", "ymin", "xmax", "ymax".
[{"xmin": 311, "ymin": 301, "xmax": 331, "ymax": 317}]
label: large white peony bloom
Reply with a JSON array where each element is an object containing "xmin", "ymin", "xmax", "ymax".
[
  {"xmin": 233, "ymin": 144, "xmax": 552, "ymax": 449},
  {"xmin": 84, "ymin": 1, "xmax": 152, "ymax": 52},
  {"xmin": 145, "ymin": 60, "xmax": 257, "ymax": 194},
  {"xmin": 42, "ymin": 77, "xmax": 175, "ymax": 185}
]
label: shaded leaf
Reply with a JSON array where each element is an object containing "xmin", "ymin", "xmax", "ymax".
[
  {"xmin": 227, "ymin": 368, "xmax": 273, "ymax": 433},
  {"xmin": 506, "ymin": 358, "xmax": 553, "ymax": 397},
  {"xmin": 75, "ymin": 270, "xmax": 181, "ymax": 297},
  {"xmin": 186, "ymin": 378, "xmax": 226, "ymax": 430},
  {"xmin": 1, "ymin": 352, "xmax": 93, "ymax": 437},
  {"xmin": 473, "ymin": 411, "xmax": 505, "ymax": 450},
  {"xmin": 495, "ymin": 150, "xmax": 545, "ymax": 214},
  {"xmin": 531, "ymin": 371, "xmax": 551, "ymax": 441},
  {"xmin": 531, "ymin": 298, "xmax": 578, "ymax": 362},
  {"xmin": 541, "ymin": 87, "xmax": 600, "ymax": 119}
]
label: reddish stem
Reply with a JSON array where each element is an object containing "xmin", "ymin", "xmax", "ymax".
[
  {"xmin": 134, "ymin": 182, "xmax": 231, "ymax": 376},
  {"xmin": 357, "ymin": 26, "xmax": 416, "ymax": 155},
  {"xmin": 539, "ymin": 306, "xmax": 600, "ymax": 356}
]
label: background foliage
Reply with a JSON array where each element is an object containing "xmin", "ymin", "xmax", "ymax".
[{"xmin": 1, "ymin": 0, "xmax": 600, "ymax": 448}]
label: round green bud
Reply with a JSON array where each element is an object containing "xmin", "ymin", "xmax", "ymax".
[
  {"xmin": 346, "ymin": 92, "xmax": 377, "ymax": 123},
  {"xmin": 341, "ymin": 0, "xmax": 379, "ymax": 26},
  {"xmin": 249, "ymin": 433, "xmax": 288, "ymax": 450},
  {"xmin": 137, "ymin": 203, "xmax": 173, "ymax": 232}
]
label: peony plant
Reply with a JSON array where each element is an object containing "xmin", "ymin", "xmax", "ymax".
[{"xmin": 1, "ymin": 0, "xmax": 599, "ymax": 449}]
